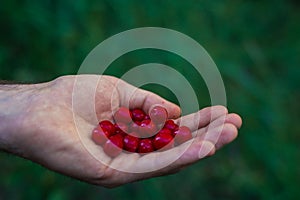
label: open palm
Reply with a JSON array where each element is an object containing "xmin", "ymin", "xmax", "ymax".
[{"xmin": 15, "ymin": 75, "xmax": 242, "ymax": 188}]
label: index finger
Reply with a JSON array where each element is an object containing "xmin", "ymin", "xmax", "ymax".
[{"xmin": 116, "ymin": 79, "xmax": 181, "ymax": 119}]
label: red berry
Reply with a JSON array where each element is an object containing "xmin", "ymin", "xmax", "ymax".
[
  {"xmin": 157, "ymin": 128, "xmax": 172, "ymax": 136},
  {"xmin": 131, "ymin": 108, "xmax": 145, "ymax": 121},
  {"xmin": 93, "ymin": 106, "xmax": 184, "ymax": 156},
  {"xmin": 114, "ymin": 122, "xmax": 128, "ymax": 135},
  {"xmin": 114, "ymin": 107, "xmax": 132, "ymax": 124},
  {"xmin": 141, "ymin": 119, "xmax": 151, "ymax": 125},
  {"xmin": 149, "ymin": 106, "xmax": 168, "ymax": 124},
  {"xmin": 103, "ymin": 134, "xmax": 123, "ymax": 157},
  {"xmin": 123, "ymin": 135, "xmax": 139, "ymax": 152},
  {"xmin": 174, "ymin": 126, "xmax": 192, "ymax": 144},
  {"xmin": 92, "ymin": 126, "xmax": 109, "ymax": 145},
  {"xmin": 139, "ymin": 119, "xmax": 157, "ymax": 138},
  {"xmin": 99, "ymin": 120, "xmax": 115, "ymax": 135},
  {"xmin": 153, "ymin": 131, "xmax": 174, "ymax": 150},
  {"xmin": 138, "ymin": 139, "xmax": 154, "ymax": 153},
  {"xmin": 164, "ymin": 120, "xmax": 179, "ymax": 133}
]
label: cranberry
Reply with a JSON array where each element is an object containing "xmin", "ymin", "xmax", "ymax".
[
  {"xmin": 138, "ymin": 139, "xmax": 154, "ymax": 153},
  {"xmin": 149, "ymin": 106, "xmax": 168, "ymax": 124},
  {"xmin": 174, "ymin": 126, "xmax": 192, "ymax": 144},
  {"xmin": 93, "ymin": 106, "xmax": 186, "ymax": 156},
  {"xmin": 141, "ymin": 119, "xmax": 151, "ymax": 125},
  {"xmin": 92, "ymin": 126, "xmax": 109, "ymax": 145},
  {"xmin": 131, "ymin": 108, "xmax": 146, "ymax": 121},
  {"xmin": 99, "ymin": 120, "xmax": 115, "ymax": 135},
  {"xmin": 139, "ymin": 119, "xmax": 157, "ymax": 138},
  {"xmin": 123, "ymin": 135, "xmax": 139, "ymax": 152},
  {"xmin": 114, "ymin": 122, "xmax": 128, "ymax": 135},
  {"xmin": 114, "ymin": 107, "xmax": 132, "ymax": 124},
  {"xmin": 103, "ymin": 134, "xmax": 123, "ymax": 157},
  {"xmin": 157, "ymin": 128, "xmax": 172, "ymax": 136},
  {"xmin": 164, "ymin": 120, "xmax": 179, "ymax": 133},
  {"xmin": 153, "ymin": 131, "xmax": 174, "ymax": 150}
]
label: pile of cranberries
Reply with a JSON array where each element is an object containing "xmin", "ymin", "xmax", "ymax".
[{"xmin": 91, "ymin": 106, "xmax": 192, "ymax": 157}]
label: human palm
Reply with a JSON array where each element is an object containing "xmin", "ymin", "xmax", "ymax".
[{"xmin": 13, "ymin": 75, "xmax": 241, "ymax": 188}]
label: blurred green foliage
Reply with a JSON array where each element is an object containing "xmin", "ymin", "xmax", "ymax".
[{"xmin": 0, "ymin": 0, "xmax": 299, "ymax": 199}]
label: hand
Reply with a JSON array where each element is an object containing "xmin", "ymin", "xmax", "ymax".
[{"xmin": 0, "ymin": 75, "xmax": 242, "ymax": 188}]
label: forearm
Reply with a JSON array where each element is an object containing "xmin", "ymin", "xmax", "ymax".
[{"xmin": 0, "ymin": 84, "xmax": 35, "ymax": 154}]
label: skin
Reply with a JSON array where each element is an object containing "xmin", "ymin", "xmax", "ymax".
[{"xmin": 0, "ymin": 75, "xmax": 242, "ymax": 188}]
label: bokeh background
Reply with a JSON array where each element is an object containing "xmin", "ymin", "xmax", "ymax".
[{"xmin": 0, "ymin": 0, "xmax": 299, "ymax": 199}]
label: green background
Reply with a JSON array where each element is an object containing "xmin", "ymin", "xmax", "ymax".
[{"xmin": 0, "ymin": 0, "xmax": 299, "ymax": 199}]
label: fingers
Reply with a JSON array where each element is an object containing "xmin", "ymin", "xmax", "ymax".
[
  {"xmin": 226, "ymin": 113, "xmax": 242, "ymax": 129},
  {"xmin": 140, "ymin": 135, "xmax": 216, "ymax": 178},
  {"xmin": 144, "ymin": 120, "xmax": 238, "ymax": 177},
  {"xmin": 166, "ymin": 139, "xmax": 215, "ymax": 168},
  {"xmin": 199, "ymin": 113, "xmax": 240, "ymax": 134},
  {"xmin": 149, "ymin": 113, "xmax": 239, "ymax": 175},
  {"xmin": 196, "ymin": 123, "xmax": 238, "ymax": 150},
  {"xmin": 140, "ymin": 91, "xmax": 181, "ymax": 119},
  {"xmin": 174, "ymin": 105, "xmax": 228, "ymax": 131},
  {"xmin": 116, "ymin": 79, "xmax": 181, "ymax": 119},
  {"xmin": 190, "ymin": 112, "xmax": 240, "ymax": 149},
  {"xmin": 126, "ymin": 137, "xmax": 215, "ymax": 177}
]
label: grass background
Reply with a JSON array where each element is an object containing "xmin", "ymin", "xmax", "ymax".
[{"xmin": 0, "ymin": 0, "xmax": 299, "ymax": 199}]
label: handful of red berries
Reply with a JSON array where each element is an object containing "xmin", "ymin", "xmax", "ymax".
[{"xmin": 92, "ymin": 106, "xmax": 192, "ymax": 157}]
